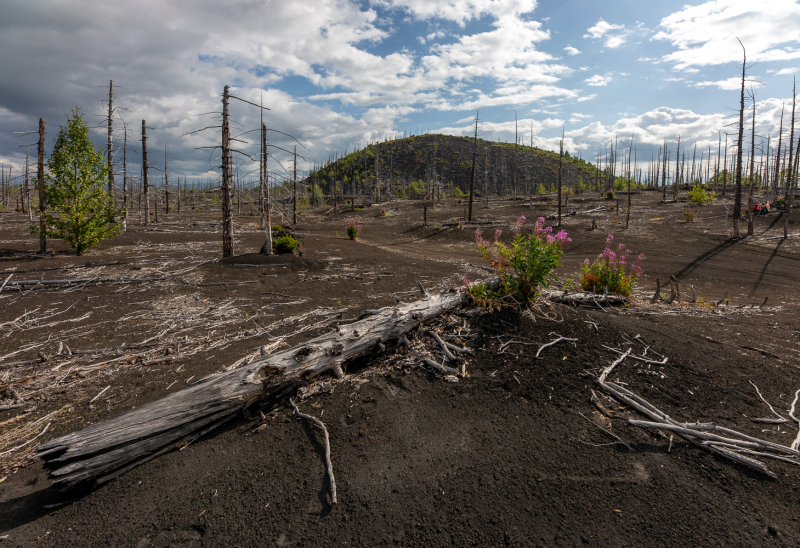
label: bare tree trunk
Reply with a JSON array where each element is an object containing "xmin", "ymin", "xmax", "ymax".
[
  {"xmin": 37, "ymin": 118, "xmax": 46, "ymax": 254},
  {"xmin": 23, "ymin": 139, "xmax": 31, "ymax": 219},
  {"xmin": 122, "ymin": 125, "xmax": 128, "ymax": 230},
  {"xmin": 107, "ymin": 80, "xmax": 115, "ymax": 216},
  {"xmin": 626, "ymin": 136, "xmax": 633, "ymax": 229},
  {"xmin": 732, "ymin": 40, "xmax": 746, "ymax": 238},
  {"xmin": 468, "ymin": 111, "xmax": 479, "ymax": 221},
  {"xmin": 747, "ymin": 92, "xmax": 757, "ymax": 236},
  {"xmin": 292, "ymin": 145, "xmax": 297, "ymax": 226},
  {"xmin": 673, "ymin": 135, "xmax": 680, "ymax": 201},
  {"xmin": 723, "ymin": 134, "xmax": 728, "ymax": 195},
  {"xmin": 142, "ymin": 120, "xmax": 149, "ymax": 226},
  {"xmin": 785, "ymin": 79, "xmax": 796, "ymax": 239},
  {"xmin": 221, "ymin": 85, "xmax": 234, "ymax": 258},
  {"xmin": 662, "ymin": 141, "xmax": 668, "ymax": 201},
  {"xmin": 261, "ymin": 123, "xmax": 273, "ymax": 255},
  {"xmin": 558, "ymin": 128, "xmax": 563, "ymax": 227},
  {"xmin": 164, "ymin": 144, "xmax": 169, "ymax": 214},
  {"xmin": 513, "ymin": 112, "xmax": 518, "ymax": 202}
]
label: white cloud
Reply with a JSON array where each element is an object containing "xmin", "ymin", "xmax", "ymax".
[
  {"xmin": 564, "ymin": 46, "xmax": 581, "ymax": 56},
  {"xmin": 584, "ymin": 18, "xmax": 632, "ymax": 48},
  {"xmin": 585, "ymin": 73, "xmax": 613, "ymax": 87},
  {"xmin": 694, "ymin": 77, "xmax": 764, "ymax": 90},
  {"xmin": 654, "ymin": 0, "xmax": 800, "ymax": 70},
  {"xmin": 435, "ymin": 116, "xmax": 562, "ymax": 142},
  {"xmin": 774, "ymin": 67, "xmax": 798, "ymax": 76},
  {"xmin": 381, "ymin": 0, "xmax": 538, "ymax": 26},
  {"xmin": 576, "ymin": 94, "xmax": 597, "ymax": 102}
]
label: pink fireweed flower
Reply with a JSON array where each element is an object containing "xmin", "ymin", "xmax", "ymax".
[
  {"xmin": 475, "ymin": 228, "xmax": 490, "ymax": 248},
  {"xmin": 494, "ymin": 228, "xmax": 502, "ymax": 242},
  {"xmin": 631, "ymin": 264, "xmax": 643, "ymax": 277},
  {"xmin": 514, "ymin": 215, "xmax": 526, "ymax": 235}
]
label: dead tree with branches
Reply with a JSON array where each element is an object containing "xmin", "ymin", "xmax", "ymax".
[
  {"xmin": 37, "ymin": 118, "xmax": 46, "ymax": 254},
  {"xmin": 732, "ymin": 40, "xmax": 747, "ymax": 238}
]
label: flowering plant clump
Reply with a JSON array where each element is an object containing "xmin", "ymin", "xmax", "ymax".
[
  {"xmin": 346, "ymin": 218, "xmax": 362, "ymax": 240},
  {"xmin": 580, "ymin": 234, "xmax": 644, "ymax": 296},
  {"xmin": 380, "ymin": 208, "xmax": 388, "ymax": 217},
  {"xmin": 473, "ymin": 215, "xmax": 571, "ymax": 303}
]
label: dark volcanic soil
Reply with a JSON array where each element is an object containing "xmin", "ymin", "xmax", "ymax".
[{"xmin": 2, "ymin": 192, "xmax": 800, "ymax": 546}]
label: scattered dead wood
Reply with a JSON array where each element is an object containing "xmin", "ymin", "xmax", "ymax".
[
  {"xmin": 541, "ymin": 289, "xmax": 625, "ymax": 307},
  {"xmin": 595, "ymin": 351, "xmax": 800, "ymax": 477},
  {"xmin": 36, "ymin": 280, "xmax": 486, "ymax": 487},
  {"xmin": 535, "ymin": 333, "xmax": 578, "ymax": 358},
  {"xmin": 290, "ymin": 399, "xmax": 336, "ymax": 504}
]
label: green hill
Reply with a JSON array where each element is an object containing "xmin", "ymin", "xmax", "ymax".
[{"xmin": 306, "ymin": 133, "xmax": 604, "ymax": 201}]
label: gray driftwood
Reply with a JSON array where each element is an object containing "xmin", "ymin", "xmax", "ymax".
[{"xmin": 37, "ymin": 283, "xmax": 478, "ymax": 487}]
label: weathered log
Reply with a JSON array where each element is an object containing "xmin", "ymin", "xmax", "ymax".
[
  {"xmin": 37, "ymin": 283, "xmax": 478, "ymax": 487},
  {"xmin": 542, "ymin": 289, "xmax": 625, "ymax": 307}
]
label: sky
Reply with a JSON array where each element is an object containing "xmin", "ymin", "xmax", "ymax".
[{"xmin": 1, "ymin": 0, "xmax": 799, "ymax": 182}]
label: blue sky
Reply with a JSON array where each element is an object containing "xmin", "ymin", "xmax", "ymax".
[{"xmin": 1, "ymin": 0, "xmax": 799, "ymax": 180}]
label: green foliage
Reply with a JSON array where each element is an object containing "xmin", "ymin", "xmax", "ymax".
[
  {"xmin": 474, "ymin": 216, "xmax": 570, "ymax": 303},
  {"xmin": 683, "ymin": 207, "xmax": 696, "ymax": 222},
  {"xmin": 397, "ymin": 189, "xmax": 407, "ymax": 199},
  {"xmin": 308, "ymin": 184, "xmax": 324, "ymax": 202},
  {"xmin": 409, "ymin": 179, "xmax": 424, "ymax": 195},
  {"xmin": 380, "ymin": 208, "xmax": 388, "ymax": 217},
  {"xmin": 580, "ymin": 235, "xmax": 644, "ymax": 296},
  {"xmin": 297, "ymin": 194, "xmax": 310, "ymax": 207},
  {"xmin": 274, "ymin": 235, "xmax": 298, "ymax": 253},
  {"xmin": 536, "ymin": 183, "xmax": 547, "ymax": 195},
  {"xmin": 687, "ymin": 184, "xmax": 717, "ymax": 205},
  {"xmin": 271, "ymin": 224, "xmax": 283, "ymax": 232},
  {"xmin": 346, "ymin": 218, "xmax": 362, "ymax": 240},
  {"xmin": 41, "ymin": 108, "xmax": 122, "ymax": 255},
  {"xmin": 453, "ymin": 187, "xmax": 464, "ymax": 197},
  {"xmin": 605, "ymin": 191, "xmax": 615, "ymax": 199}
]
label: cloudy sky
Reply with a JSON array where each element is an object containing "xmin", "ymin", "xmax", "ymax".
[{"xmin": 1, "ymin": 0, "xmax": 799, "ymax": 181}]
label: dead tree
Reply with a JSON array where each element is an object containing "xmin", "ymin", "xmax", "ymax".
[
  {"xmin": 261, "ymin": 123, "xmax": 272, "ymax": 254},
  {"xmin": 292, "ymin": 145, "xmax": 297, "ymax": 226},
  {"xmin": 747, "ymin": 90, "xmax": 757, "ymax": 236},
  {"xmin": 786, "ymin": 79, "xmax": 796, "ymax": 239},
  {"xmin": 142, "ymin": 120, "xmax": 149, "ymax": 226},
  {"xmin": 558, "ymin": 127, "xmax": 564, "ymax": 227},
  {"xmin": 732, "ymin": 39, "xmax": 747, "ymax": 238},
  {"xmin": 23, "ymin": 136, "xmax": 31, "ymax": 220},
  {"xmin": 107, "ymin": 81, "xmax": 115, "ymax": 213},
  {"xmin": 467, "ymin": 110, "xmax": 479, "ymax": 221},
  {"xmin": 221, "ymin": 85, "xmax": 234, "ymax": 257},
  {"xmin": 37, "ymin": 118, "xmax": 46, "ymax": 254},
  {"xmin": 164, "ymin": 144, "xmax": 169, "ymax": 214},
  {"xmin": 626, "ymin": 135, "xmax": 633, "ymax": 228},
  {"xmin": 673, "ymin": 135, "xmax": 681, "ymax": 201},
  {"xmin": 513, "ymin": 112, "xmax": 518, "ymax": 201}
]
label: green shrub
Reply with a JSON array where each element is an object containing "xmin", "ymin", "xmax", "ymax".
[
  {"xmin": 579, "ymin": 235, "xmax": 644, "ymax": 296},
  {"xmin": 274, "ymin": 235, "xmax": 298, "ymax": 253},
  {"xmin": 39, "ymin": 108, "xmax": 122, "ymax": 255},
  {"xmin": 605, "ymin": 191, "xmax": 615, "ymax": 200},
  {"xmin": 346, "ymin": 218, "xmax": 361, "ymax": 240},
  {"xmin": 380, "ymin": 208, "xmax": 388, "ymax": 217},
  {"xmin": 473, "ymin": 216, "xmax": 570, "ymax": 303},
  {"xmin": 271, "ymin": 224, "xmax": 283, "ymax": 232},
  {"xmin": 683, "ymin": 207, "xmax": 696, "ymax": 222},
  {"xmin": 687, "ymin": 185, "xmax": 716, "ymax": 205}
]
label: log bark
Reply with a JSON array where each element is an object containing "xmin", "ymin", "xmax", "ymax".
[{"xmin": 37, "ymin": 284, "xmax": 476, "ymax": 487}]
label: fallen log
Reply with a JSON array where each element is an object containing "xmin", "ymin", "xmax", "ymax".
[
  {"xmin": 37, "ymin": 281, "xmax": 483, "ymax": 488},
  {"xmin": 542, "ymin": 289, "xmax": 625, "ymax": 307}
]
